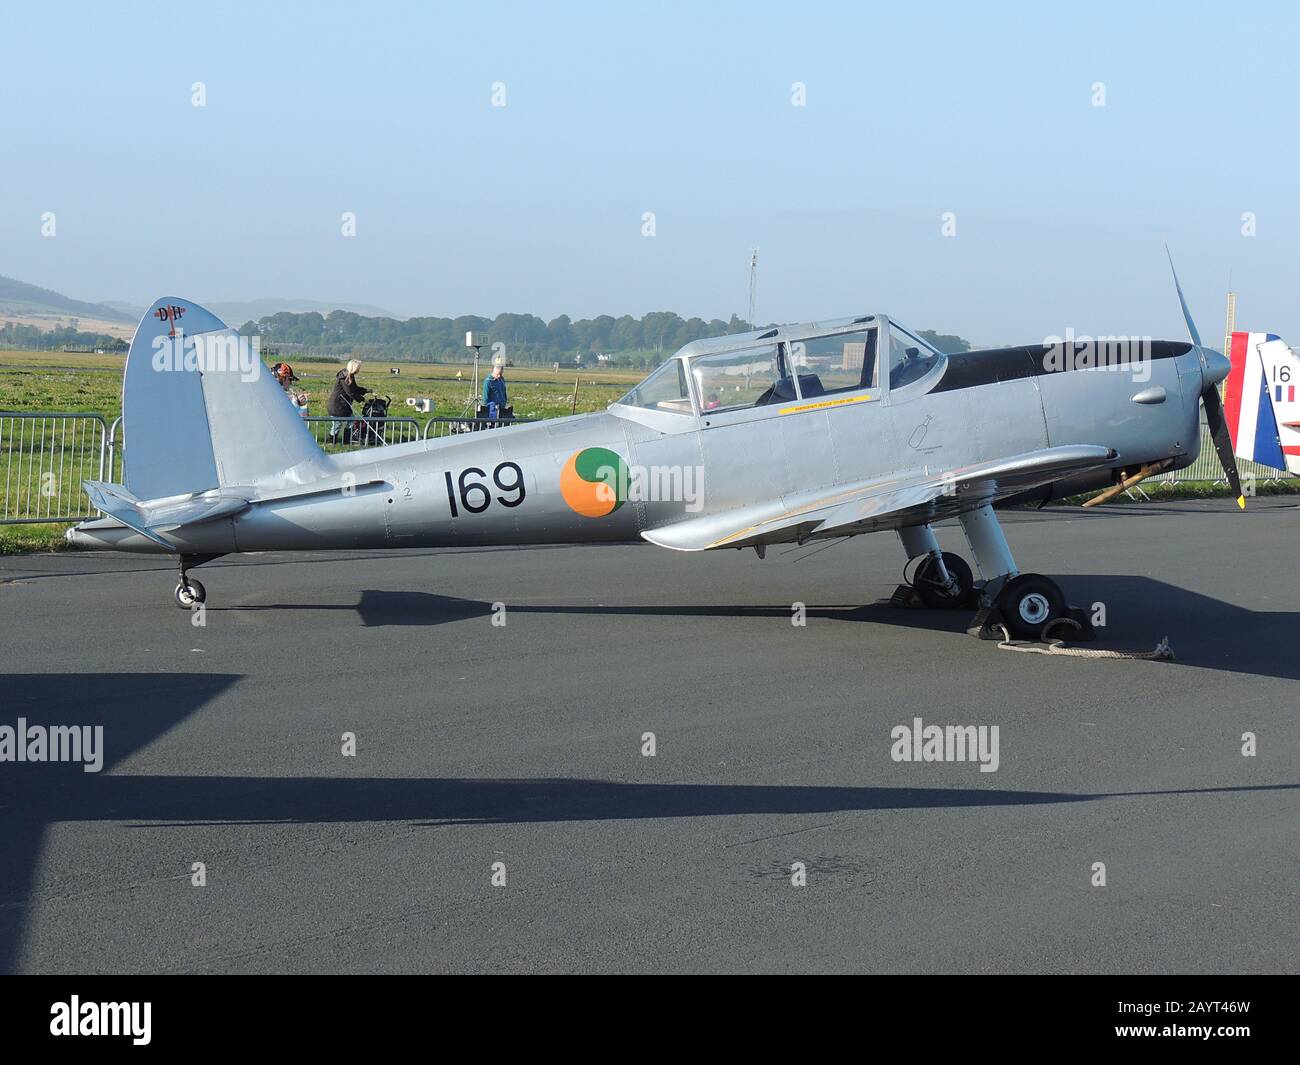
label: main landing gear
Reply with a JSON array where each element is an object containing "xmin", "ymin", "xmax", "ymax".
[
  {"xmin": 173, "ymin": 553, "xmax": 223, "ymax": 609},
  {"xmin": 894, "ymin": 506, "xmax": 1093, "ymax": 642}
]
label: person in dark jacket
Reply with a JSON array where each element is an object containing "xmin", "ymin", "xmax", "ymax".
[
  {"xmin": 327, "ymin": 359, "xmax": 369, "ymax": 443},
  {"xmin": 482, "ymin": 363, "xmax": 508, "ymax": 416}
]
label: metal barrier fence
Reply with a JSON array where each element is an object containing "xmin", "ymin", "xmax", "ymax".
[
  {"xmin": 106, "ymin": 417, "xmax": 124, "ymax": 487},
  {"xmin": 1152, "ymin": 424, "xmax": 1289, "ymax": 487},
  {"xmin": 422, "ymin": 415, "xmax": 538, "ymax": 439},
  {"xmin": 0, "ymin": 413, "xmax": 112, "ymax": 523},
  {"xmin": 0, "ymin": 413, "xmax": 527, "ymax": 523},
  {"xmin": 302, "ymin": 416, "xmax": 422, "ymax": 450},
  {"xmin": 0, "ymin": 411, "xmax": 1292, "ymax": 525}
]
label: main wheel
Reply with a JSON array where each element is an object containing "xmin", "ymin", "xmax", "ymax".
[
  {"xmin": 913, "ymin": 552, "xmax": 974, "ymax": 609},
  {"xmin": 996, "ymin": 573, "xmax": 1065, "ymax": 640},
  {"xmin": 174, "ymin": 578, "xmax": 206, "ymax": 609}
]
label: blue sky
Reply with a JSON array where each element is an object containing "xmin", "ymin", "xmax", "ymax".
[{"xmin": 3, "ymin": 0, "xmax": 1296, "ymax": 345}]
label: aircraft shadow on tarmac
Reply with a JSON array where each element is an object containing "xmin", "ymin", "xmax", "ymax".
[
  {"xmin": 0, "ymin": 672, "xmax": 241, "ymax": 974},
  {"xmin": 4, "ymin": 671, "xmax": 1299, "ymax": 971},
  {"xmin": 220, "ymin": 574, "xmax": 1299, "ymax": 683}
]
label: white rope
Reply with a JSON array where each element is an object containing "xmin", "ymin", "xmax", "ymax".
[{"xmin": 995, "ymin": 618, "xmax": 1174, "ymax": 661}]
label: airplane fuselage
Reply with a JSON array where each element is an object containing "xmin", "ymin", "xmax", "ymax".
[{"xmin": 71, "ymin": 338, "xmax": 1205, "ymax": 556}]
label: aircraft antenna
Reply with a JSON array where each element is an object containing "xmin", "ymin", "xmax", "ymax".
[
  {"xmin": 748, "ymin": 248, "xmax": 759, "ymax": 330},
  {"xmin": 1223, "ymin": 286, "xmax": 1236, "ymax": 356}
]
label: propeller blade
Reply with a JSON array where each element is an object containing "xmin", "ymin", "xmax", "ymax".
[
  {"xmin": 1165, "ymin": 244, "xmax": 1202, "ymax": 348},
  {"xmin": 1202, "ymin": 385, "xmax": 1247, "ymax": 509},
  {"xmin": 1166, "ymin": 245, "xmax": 1242, "ymax": 508}
]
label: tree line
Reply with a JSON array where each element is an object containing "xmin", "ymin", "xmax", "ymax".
[
  {"xmin": 234, "ymin": 310, "xmax": 971, "ymax": 367},
  {"xmin": 0, "ymin": 321, "xmax": 128, "ymax": 352},
  {"xmin": 1, "ymin": 310, "xmax": 971, "ymax": 366}
]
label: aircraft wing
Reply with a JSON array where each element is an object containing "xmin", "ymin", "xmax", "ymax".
[{"xmin": 641, "ymin": 444, "xmax": 1115, "ymax": 552}]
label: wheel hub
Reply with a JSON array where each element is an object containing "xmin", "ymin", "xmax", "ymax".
[{"xmin": 1018, "ymin": 592, "xmax": 1051, "ymax": 625}]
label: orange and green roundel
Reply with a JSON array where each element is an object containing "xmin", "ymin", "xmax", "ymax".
[{"xmin": 560, "ymin": 447, "xmax": 628, "ymax": 517}]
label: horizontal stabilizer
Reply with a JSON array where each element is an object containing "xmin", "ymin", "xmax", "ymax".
[
  {"xmin": 83, "ymin": 481, "xmax": 251, "ymax": 548},
  {"xmin": 80, "ymin": 476, "xmax": 388, "ymax": 549}
]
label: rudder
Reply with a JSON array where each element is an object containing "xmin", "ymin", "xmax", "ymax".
[{"xmin": 122, "ymin": 297, "xmax": 327, "ymax": 499}]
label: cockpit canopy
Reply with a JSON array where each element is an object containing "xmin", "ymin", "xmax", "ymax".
[{"xmin": 616, "ymin": 315, "xmax": 944, "ymax": 418}]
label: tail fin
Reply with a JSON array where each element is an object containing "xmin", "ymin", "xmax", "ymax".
[
  {"xmin": 1255, "ymin": 336, "xmax": 1300, "ymax": 475},
  {"xmin": 1223, "ymin": 330, "xmax": 1296, "ymax": 474},
  {"xmin": 122, "ymin": 297, "xmax": 327, "ymax": 499}
]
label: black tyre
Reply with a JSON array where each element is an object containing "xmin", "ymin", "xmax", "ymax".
[
  {"xmin": 996, "ymin": 573, "xmax": 1065, "ymax": 639},
  {"xmin": 174, "ymin": 579, "xmax": 206, "ymax": 609},
  {"xmin": 914, "ymin": 552, "xmax": 974, "ymax": 609}
]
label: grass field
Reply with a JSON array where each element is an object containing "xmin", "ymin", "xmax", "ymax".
[{"xmin": 0, "ymin": 348, "xmax": 640, "ymax": 422}]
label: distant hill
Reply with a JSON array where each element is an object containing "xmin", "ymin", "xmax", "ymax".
[
  {"xmin": 0, "ymin": 276, "xmax": 134, "ymax": 324},
  {"xmin": 2, "ymin": 275, "xmax": 976, "ymax": 361},
  {"xmin": 211, "ymin": 298, "xmax": 402, "ymax": 322},
  {"xmin": 102, "ymin": 297, "xmax": 403, "ymax": 324},
  {"xmin": 98, "ymin": 302, "xmax": 148, "ymax": 320}
]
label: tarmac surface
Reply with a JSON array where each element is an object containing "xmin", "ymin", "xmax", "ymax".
[{"xmin": 1, "ymin": 498, "xmax": 1297, "ymax": 973}]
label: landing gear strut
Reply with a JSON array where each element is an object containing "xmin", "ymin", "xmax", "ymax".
[
  {"xmin": 914, "ymin": 551, "xmax": 974, "ymax": 609},
  {"xmin": 894, "ymin": 526, "xmax": 976, "ymax": 609},
  {"xmin": 956, "ymin": 505, "xmax": 1089, "ymax": 641},
  {"xmin": 893, "ymin": 510, "xmax": 1092, "ymax": 641},
  {"xmin": 173, "ymin": 553, "xmax": 223, "ymax": 609}
]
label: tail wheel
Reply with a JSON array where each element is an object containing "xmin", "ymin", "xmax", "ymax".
[
  {"xmin": 174, "ymin": 579, "xmax": 206, "ymax": 609},
  {"xmin": 914, "ymin": 552, "xmax": 974, "ymax": 609},
  {"xmin": 996, "ymin": 573, "xmax": 1065, "ymax": 639}
]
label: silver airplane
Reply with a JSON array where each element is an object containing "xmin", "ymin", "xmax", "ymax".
[{"xmin": 68, "ymin": 259, "xmax": 1243, "ymax": 640}]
